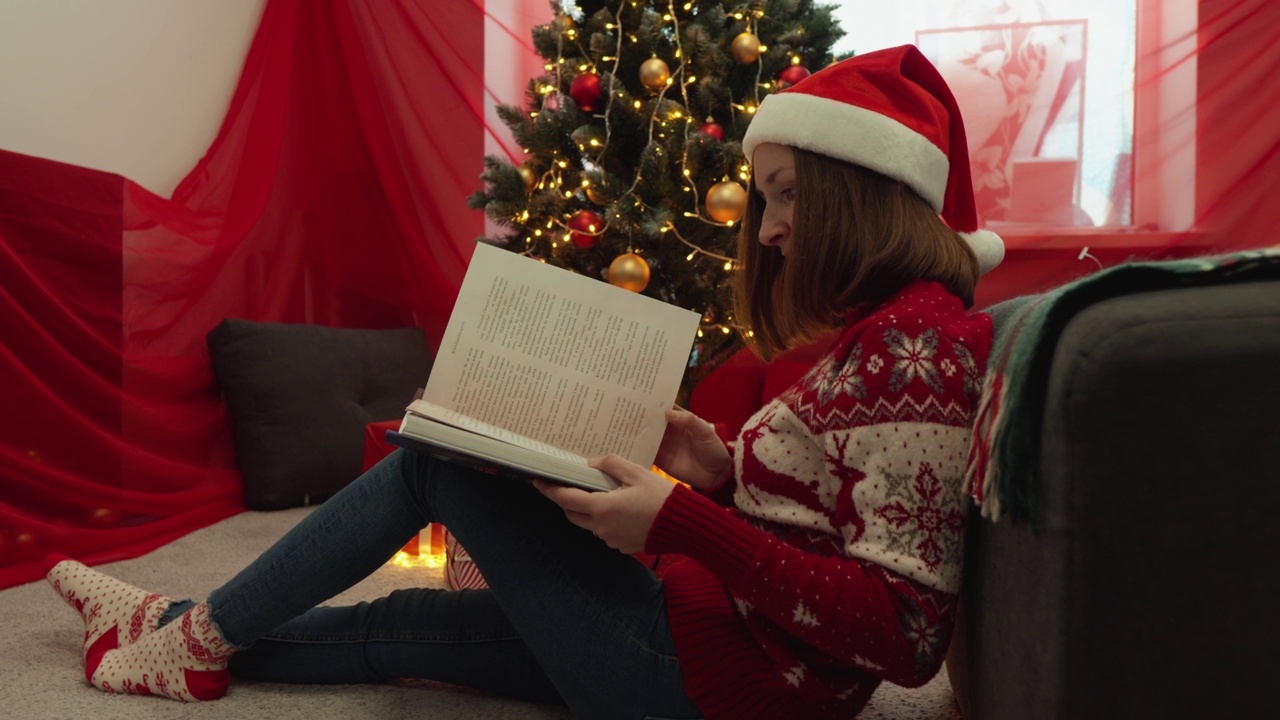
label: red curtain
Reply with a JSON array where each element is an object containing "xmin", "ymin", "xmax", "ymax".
[
  {"xmin": 1, "ymin": 0, "xmax": 1277, "ymax": 590},
  {"xmin": 0, "ymin": 0, "xmax": 496, "ymax": 588}
]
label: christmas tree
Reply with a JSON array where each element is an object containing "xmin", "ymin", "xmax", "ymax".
[{"xmin": 468, "ymin": 0, "xmax": 845, "ymax": 398}]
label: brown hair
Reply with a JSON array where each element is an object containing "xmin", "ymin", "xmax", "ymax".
[{"xmin": 733, "ymin": 147, "xmax": 979, "ymax": 361}]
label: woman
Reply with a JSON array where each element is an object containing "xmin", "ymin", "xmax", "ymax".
[{"xmin": 46, "ymin": 44, "xmax": 1001, "ymax": 718}]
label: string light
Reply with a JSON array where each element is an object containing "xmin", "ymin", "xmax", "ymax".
[
  {"xmin": 498, "ymin": 0, "xmax": 789, "ymax": 342},
  {"xmin": 665, "ymin": 222, "xmax": 735, "ymax": 263}
]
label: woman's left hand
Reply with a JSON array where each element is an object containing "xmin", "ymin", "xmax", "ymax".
[{"xmin": 533, "ymin": 454, "xmax": 675, "ymax": 554}]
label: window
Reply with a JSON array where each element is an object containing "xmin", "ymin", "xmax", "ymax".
[{"xmin": 832, "ymin": 1, "xmax": 1140, "ymax": 229}]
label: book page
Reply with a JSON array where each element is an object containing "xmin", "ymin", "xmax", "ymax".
[
  {"xmin": 406, "ymin": 400, "xmax": 588, "ymax": 465},
  {"xmin": 423, "ymin": 242, "xmax": 700, "ymax": 467}
]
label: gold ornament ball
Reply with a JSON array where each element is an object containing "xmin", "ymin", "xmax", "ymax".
[
  {"xmin": 730, "ymin": 32, "xmax": 761, "ymax": 64},
  {"xmin": 585, "ymin": 183, "xmax": 606, "ymax": 205},
  {"xmin": 607, "ymin": 253, "xmax": 651, "ymax": 293},
  {"xmin": 553, "ymin": 13, "xmax": 576, "ymax": 35},
  {"xmin": 706, "ymin": 181, "xmax": 748, "ymax": 223},
  {"xmin": 517, "ymin": 163, "xmax": 537, "ymax": 193},
  {"xmin": 639, "ymin": 58, "xmax": 671, "ymax": 91}
]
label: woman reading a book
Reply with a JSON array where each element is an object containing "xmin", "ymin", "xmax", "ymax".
[{"xmin": 45, "ymin": 45, "xmax": 1002, "ymax": 718}]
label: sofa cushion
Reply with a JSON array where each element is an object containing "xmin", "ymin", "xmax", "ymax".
[{"xmin": 207, "ymin": 319, "xmax": 432, "ymax": 510}]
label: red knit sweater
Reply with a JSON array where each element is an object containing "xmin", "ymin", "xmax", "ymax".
[{"xmin": 646, "ymin": 280, "xmax": 993, "ymax": 718}]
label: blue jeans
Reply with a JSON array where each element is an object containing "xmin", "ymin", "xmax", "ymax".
[{"xmin": 189, "ymin": 449, "xmax": 702, "ymax": 720}]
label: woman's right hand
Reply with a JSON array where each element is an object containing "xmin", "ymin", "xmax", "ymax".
[{"xmin": 654, "ymin": 406, "xmax": 732, "ymax": 492}]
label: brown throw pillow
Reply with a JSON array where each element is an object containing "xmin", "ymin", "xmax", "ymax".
[{"xmin": 207, "ymin": 319, "xmax": 432, "ymax": 510}]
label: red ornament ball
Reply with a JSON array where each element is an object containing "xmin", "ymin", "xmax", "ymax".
[
  {"xmin": 698, "ymin": 122, "xmax": 725, "ymax": 141},
  {"xmin": 567, "ymin": 209, "xmax": 604, "ymax": 248},
  {"xmin": 778, "ymin": 64, "xmax": 812, "ymax": 88},
  {"xmin": 570, "ymin": 72, "xmax": 603, "ymax": 113}
]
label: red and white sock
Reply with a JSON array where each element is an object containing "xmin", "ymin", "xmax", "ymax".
[
  {"xmin": 88, "ymin": 600, "xmax": 235, "ymax": 702},
  {"xmin": 44, "ymin": 554, "xmax": 174, "ymax": 663}
]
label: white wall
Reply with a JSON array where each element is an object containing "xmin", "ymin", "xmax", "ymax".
[{"xmin": 0, "ymin": 0, "xmax": 267, "ymax": 196}]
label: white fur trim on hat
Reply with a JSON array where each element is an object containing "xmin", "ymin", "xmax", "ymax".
[{"xmin": 743, "ymin": 92, "xmax": 950, "ymax": 211}]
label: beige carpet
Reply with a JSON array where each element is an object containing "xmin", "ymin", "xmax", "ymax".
[{"xmin": 0, "ymin": 508, "xmax": 962, "ymax": 719}]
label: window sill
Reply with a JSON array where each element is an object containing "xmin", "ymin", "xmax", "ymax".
[{"xmin": 975, "ymin": 226, "xmax": 1216, "ymax": 309}]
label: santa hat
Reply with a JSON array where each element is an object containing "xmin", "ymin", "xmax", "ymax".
[{"xmin": 742, "ymin": 44, "xmax": 1004, "ymax": 274}]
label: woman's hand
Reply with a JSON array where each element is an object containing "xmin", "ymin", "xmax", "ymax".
[
  {"xmin": 533, "ymin": 454, "xmax": 675, "ymax": 554},
  {"xmin": 653, "ymin": 406, "xmax": 731, "ymax": 492}
]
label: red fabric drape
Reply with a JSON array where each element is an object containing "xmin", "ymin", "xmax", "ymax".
[
  {"xmin": 0, "ymin": 0, "xmax": 491, "ymax": 588},
  {"xmin": 1, "ymin": 0, "xmax": 1277, "ymax": 589}
]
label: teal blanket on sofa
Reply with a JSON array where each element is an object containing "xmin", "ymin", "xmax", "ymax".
[{"xmin": 964, "ymin": 247, "xmax": 1280, "ymax": 524}]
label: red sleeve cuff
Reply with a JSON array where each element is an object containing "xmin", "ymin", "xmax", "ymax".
[{"xmin": 645, "ymin": 484, "xmax": 770, "ymax": 587}]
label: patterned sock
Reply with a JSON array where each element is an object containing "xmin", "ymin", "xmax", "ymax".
[
  {"xmin": 88, "ymin": 600, "xmax": 235, "ymax": 702},
  {"xmin": 44, "ymin": 554, "xmax": 175, "ymax": 663}
]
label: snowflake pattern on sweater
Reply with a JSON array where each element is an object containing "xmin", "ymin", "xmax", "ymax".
[
  {"xmin": 647, "ymin": 280, "xmax": 992, "ymax": 718},
  {"xmin": 735, "ymin": 282, "xmax": 985, "ymax": 594}
]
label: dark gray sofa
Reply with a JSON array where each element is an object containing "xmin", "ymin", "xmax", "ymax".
[{"xmin": 949, "ymin": 278, "xmax": 1280, "ymax": 719}]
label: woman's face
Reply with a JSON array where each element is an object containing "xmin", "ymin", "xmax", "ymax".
[{"xmin": 751, "ymin": 143, "xmax": 796, "ymax": 257}]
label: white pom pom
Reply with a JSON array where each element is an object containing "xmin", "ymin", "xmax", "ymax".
[{"xmin": 959, "ymin": 229, "xmax": 1004, "ymax": 274}]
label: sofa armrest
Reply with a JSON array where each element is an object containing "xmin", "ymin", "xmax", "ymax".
[{"xmin": 956, "ymin": 279, "xmax": 1280, "ymax": 719}]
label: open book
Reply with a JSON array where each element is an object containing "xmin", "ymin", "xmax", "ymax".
[{"xmin": 388, "ymin": 242, "xmax": 701, "ymax": 492}]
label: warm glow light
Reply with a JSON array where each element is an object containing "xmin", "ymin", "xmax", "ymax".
[
  {"xmin": 651, "ymin": 465, "xmax": 684, "ymax": 485},
  {"xmin": 390, "ymin": 550, "xmax": 445, "ymax": 569}
]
